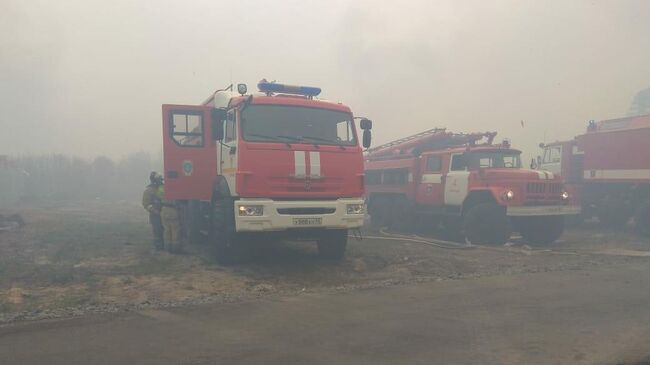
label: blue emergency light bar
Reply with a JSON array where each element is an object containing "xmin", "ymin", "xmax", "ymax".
[{"xmin": 257, "ymin": 80, "xmax": 321, "ymax": 97}]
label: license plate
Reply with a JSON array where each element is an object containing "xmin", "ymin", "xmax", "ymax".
[
  {"xmin": 544, "ymin": 206, "xmax": 562, "ymax": 213},
  {"xmin": 292, "ymin": 217, "xmax": 322, "ymax": 226}
]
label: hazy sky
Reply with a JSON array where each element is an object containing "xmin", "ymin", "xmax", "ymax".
[{"xmin": 2, "ymin": 0, "xmax": 650, "ymax": 159}]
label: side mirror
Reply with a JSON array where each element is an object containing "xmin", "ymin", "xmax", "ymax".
[
  {"xmin": 211, "ymin": 109, "xmax": 226, "ymax": 141},
  {"xmin": 530, "ymin": 158, "xmax": 538, "ymax": 170},
  {"xmin": 362, "ymin": 130, "xmax": 372, "ymax": 149},
  {"xmin": 360, "ymin": 119, "xmax": 372, "ymax": 130}
]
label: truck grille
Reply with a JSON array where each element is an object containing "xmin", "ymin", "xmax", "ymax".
[
  {"xmin": 549, "ymin": 183, "xmax": 563, "ymax": 193},
  {"xmin": 277, "ymin": 207, "xmax": 336, "ymax": 215},
  {"xmin": 526, "ymin": 182, "xmax": 563, "ymax": 194},
  {"xmin": 526, "ymin": 182, "xmax": 564, "ymax": 203},
  {"xmin": 527, "ymin": 182, "xmax": 546, "ymax": 194}
]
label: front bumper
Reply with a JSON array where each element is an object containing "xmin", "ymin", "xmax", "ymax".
[
  {"xmin": 234, "ymin": 198, "xmax": 366, "ymax": 232},
  {"xmin": 506, "ymin": 205, "xmax": 581, "ymax": 217}
]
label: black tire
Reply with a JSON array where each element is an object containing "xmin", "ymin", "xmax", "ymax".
[
  {"xmin": 185, "ymin": 201, "xmax": 204, "ymax": 244},
  {"xmin": 564, "ymin": 214, "xmax": 583, "ymax": 228},
  {"xmin": 210, "ymin": 197, "xmax": 246, "ymax": 265},
  {"xmin": 391, "ymin": 197, "xmax": 415, "ymax": 232},
  {"xmin": 439, "ymin": 217, "xmax": 465, "ymax": 243},
  {"xmin": 369, "ymin": 197, "xmax": 390, "ymax": 229},
  {"xmin": 597, "ymin": 197, "xmax": 630, "ymax": 227},
  {"xmin": 463, "ymin": 203, "xmax": 510, "ymax": 245},
  {"xmin": 414, "ymin": 214, "xmax": 439, "ymax": 234},
  {"xmin": 634, "ymin": 203, "xmax": 650, "ymax": 237},
  {"xmin": 317, "ymin": 229, "xmax": 347, "ymax": 261},
  {"xmin": 518, "ymin": 216, "xmax": 565, "ymax": 245}
]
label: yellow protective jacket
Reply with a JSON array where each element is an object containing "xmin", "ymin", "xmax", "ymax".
[
  {"xmin": 157, "ymin": 185, "xmax": 179, "ymax": 221},
  {"xmin": 142, "ymin": 184, "xmax": 161, "ymax": 214}
]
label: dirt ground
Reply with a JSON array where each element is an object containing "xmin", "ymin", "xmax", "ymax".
[{"xmin": 1, "ymin": 200, "xmax": 649, "ymax": 323}]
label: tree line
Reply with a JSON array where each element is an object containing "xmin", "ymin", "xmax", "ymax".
[{"xmin": 1, "ymin": 152, "xmax": 162, "ymax": 205}]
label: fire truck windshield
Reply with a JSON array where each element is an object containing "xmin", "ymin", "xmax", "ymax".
[
  {"xmin": 467, "ymin": 151, "xmax": 522, "ymax": 169},
  {"xmin": 241, "ymin": 105, "xmax": 356, "ymax": 146}
]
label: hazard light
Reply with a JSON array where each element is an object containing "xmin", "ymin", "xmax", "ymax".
[{"xmin": 257, "ymin": 79, "xmax": 321, "ymax": 97}]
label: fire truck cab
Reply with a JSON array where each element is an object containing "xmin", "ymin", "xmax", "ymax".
[
  {"xmin": 162, "ymin": 81, "xmax": 372, "ymax": 263},
  {"xmin": 365, "ymin": 129, "xmax": 580, "ymax": 244},
  {"xmin": 538, "ymin": 115, "xmax": 650, "ymax": 234}
]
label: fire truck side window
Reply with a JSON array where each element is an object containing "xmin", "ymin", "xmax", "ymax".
[
  {"xmin": 382, "ymin": 168, "xmax": 408, "ymax": 185},
  {"xmin": 365, "ymin": 170, "xmax": 382, "ymax": 185},
  {"xmin": 171, "ymin": 113, "xmax": 203, "ymax": 147},
  {"xmin": 450, "ymin": 155, "xmax": 466, "ymax": 171},
  {"xmin": 224, "ymin": 110, "xmax": 236, "ymax": 143},
  {"xmin": 426, "ymin": 156, "xmax": 442, "ymax": 172},
  {"xmin": 543, "ymin": 146, "xmax": 562, "ymax": 164},
  {"xmin": 336, "ymin": 120, "xmax": 353, "ymax": 142}
]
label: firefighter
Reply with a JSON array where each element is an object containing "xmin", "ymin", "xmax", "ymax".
[
  {"xmin": 142, "ymin": 172, "xmax": 164, "ymax": 250},
  {"xmin": 157, "ymin": 184, "xmax": 182, "ymax": 254}
]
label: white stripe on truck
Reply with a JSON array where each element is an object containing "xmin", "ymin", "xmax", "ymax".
[
  {"xmin": 294, "ymin": 151, "xmax": 306, "ymax": 178},
  {"xmin": 309, "ymin": 151, "xmax": 321, "ymax": 178}
]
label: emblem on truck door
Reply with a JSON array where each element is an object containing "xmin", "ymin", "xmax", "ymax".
[
  {"xmin": 182, "ymin": 160, "xmax": 193, "ymax": 176},
  {"xmin": 304, "ymin": 179, "xmax": 312, "ymax": 191}
]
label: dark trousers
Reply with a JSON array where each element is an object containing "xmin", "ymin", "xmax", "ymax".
[{"xmin": 149, "ymin": 213, "xmax": 164, "ymax": 249}]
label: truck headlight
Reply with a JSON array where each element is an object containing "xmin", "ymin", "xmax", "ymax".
[
  {"xmin": 561, "ymin": 191, "xmax": 570, "ymax": 200},
  {"xmin": 346, "ymin": 203, "xmax": 365, "ymax": 215},
  {"xmin": 238, "ymin": 205, "xmax": 264, "ymax": 216},
  {"xmin": 504, "ymin": 190, "xmax": 515, "ymax": 200}
]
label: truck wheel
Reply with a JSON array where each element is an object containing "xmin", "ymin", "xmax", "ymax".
[
  {"xmin": 369, "ymin": 206, "xmax": 384, "ymax": 229},
  {"xmin": 519, "ymin": 216, "xmax": 564, "ymax": 245},
  {"xmin": 564, "ymin": 213, "xmax": 584, "ymax": 228},
  {"xmin": 439, "ymin": 217, "xmax": 465, "ymax": 243},
  {"xmin": 317, "ymin": 229, "xmax": 347, "ymax": 261},
  {"xmin": 369, "ymin": 197, "xmax": 390, "ymax": 229},
  {"xmin": 634, "ymin": 203, "xmax": 650, "ymax": 237},
  {"xmin": 186, "ymin": 201, "xmax": 203, "ymax": 244},
  {"xmin": 391, "ymin": 198, "xmax": 415, "ymax": 232},
  {"xmin": 597, "ymin": 198, "xmax": 630, "ymax": 227},
  {"xmin": 211, "ymin": 197, "xmax": 245, "ymax": 265},
  {"xmin": 463, "ymin": 203, "xmax": 510, "ymax": 245}
]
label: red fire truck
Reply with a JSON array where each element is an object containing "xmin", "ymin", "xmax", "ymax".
[
  {"xmin": 538, "ymin": 114, "xmax": 650, "ymax": 235},
  {"xmin": 365, "ymin": 129, "xmax": 580, "ymax": 244},
  {"xmin": 162, "ymin": 81, "xmax": 372, "ymax": 263}
]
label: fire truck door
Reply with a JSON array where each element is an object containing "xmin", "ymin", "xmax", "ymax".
[
  {"xmin": 417, "ymin": 155, "xmax": 444, "ymax": 204},
  {"xmin": 444, "ymin": 154, "xmax": 470, "ymax": 206},
  {"xmin": 162, "ymin": 105, "xmax": 217, "ymax": 201},
  {"xmin": 219, "ymin": 109, "xmax": 238, "ymax": 195}
]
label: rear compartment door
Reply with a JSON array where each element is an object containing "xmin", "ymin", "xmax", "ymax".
[{"xmin": 162, "ymin": 104, "xmax": 217, "ymax": 201}]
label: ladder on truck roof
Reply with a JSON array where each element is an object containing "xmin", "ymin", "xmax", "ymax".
[
  {"xmin": 366, "ymin": 128, "xmax": 447, "ymax": 155},
  {"xmin": 366, "ymin": 128, "xmax": 498, "ymax": 160}
]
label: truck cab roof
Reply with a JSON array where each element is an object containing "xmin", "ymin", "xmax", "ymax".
[{"xmin": 203, "ymin": 91, "xmax": 352, "ymax": 113}]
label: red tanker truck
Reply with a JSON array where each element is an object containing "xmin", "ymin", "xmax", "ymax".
[
  {"xmin": 538, "ymin": 114, "xmax": 650, "ymax": 235},
  {"xmin": 365, "ymin": 128, "xmax": 580, "ymax": 244}
]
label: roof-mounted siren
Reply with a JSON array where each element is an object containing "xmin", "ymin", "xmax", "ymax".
[{"xmin": 257, "ymin": 79, "xmax": 322, "ymax": 99}]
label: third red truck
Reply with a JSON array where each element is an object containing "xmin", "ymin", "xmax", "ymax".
[{"xmin": 538, "ymin": 114, "xmax": 650, "ymax": 235}]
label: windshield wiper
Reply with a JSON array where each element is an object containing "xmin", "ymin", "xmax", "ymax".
[
  {"xmin": 277, "ymin": 135, "xmax": 302, "ymax": 142},
  {"xmin": 248, "ymin": 133, "xmax": 295, "ymax": 148},
  {"xmin": 300, "ymin": 136, "xmax": 348, "ymax": 150},
  {"xmin": 247, "ymin": 133, "xmax": 281, "ymax": 141},
  {"xmin": 299, "ymin": 136, "xmax": 331, "ymax": 142}
]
